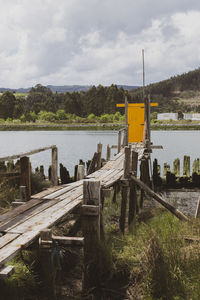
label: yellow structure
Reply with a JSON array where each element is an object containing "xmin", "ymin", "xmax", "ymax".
[{"xmin": 116, "ymin": 103, "xmax": 158, "ymax": 143}]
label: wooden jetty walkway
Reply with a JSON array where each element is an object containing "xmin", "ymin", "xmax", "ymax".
[
  {"xmin": 0, "ymin": 141, "xmax": 145, "ymax": 277},
  {"xmin": 0, "ymin": 98, "xmax": 190, "ymax": 291}
]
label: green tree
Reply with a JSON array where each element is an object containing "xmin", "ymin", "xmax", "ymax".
[{"xmin": 0, "ymin": 91, "xmax": 15, "ymax": 118}]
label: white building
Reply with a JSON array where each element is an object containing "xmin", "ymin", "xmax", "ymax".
[{"xmin": 157, "ymin": 113, "xmax": 178, "ymax": 121}]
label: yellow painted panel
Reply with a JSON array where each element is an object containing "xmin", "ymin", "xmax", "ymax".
[
  {"xmin": 116, "ymin": 103, "xmax": 158, "ymax": 107},
  {"xmin": 128, "ymin": 106, "xmax": 144, "ymax": 143}
]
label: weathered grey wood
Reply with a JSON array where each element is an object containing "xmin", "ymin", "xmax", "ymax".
[
  {"xmin": 0, "ymin": 233, "xmax": 20, "ymax": 249},
  {"xmin": 82, "ymin": 179, "xmax": 101, "ymax": 291},
  {"xmin": 106, "ymin": 144, "xmax": 111, "ymax": 161},
  {"xmin": 131, "ymin": 150, "xmax": 138, "ymax": 176},
  {"xmin": 39, "ymin": 229, "xmax": 56, "ymax": 299},
  {"xmin": 120, "ymin": 146, "xmax": 130, "ymax": 234},
  {"xmin": 51, "ymin": 146, "xmax": 58, "ymax": 185},
  {"xmin": 124, "ymin": 146, "xmax": 131, "ymax": 178},
  {"xmin": 195, "ymin": 197, "xmax": 200, "ymax": 218},
  {"xmin": 0, "ymin": 265, "xmax": 15, "ymax": 278},
  {"xmin": 77, "ymin": 164, "xmax": 85, "ymax": 180},
  {"xmin": 20, "ymin": 156, "xmax": 31, "ymax": 200},
  {"xmin": 128, "ymin": 150, "xmax": 138, "ymax": 229},
  {"xmin": 97, "ymin": 142, "xmax": 102, "ymax": 169},
  {"xmin": 0, "ymin": 198, "xmax": 82, "ymax": 266},
  {"xmin": 87, "ymin": 152, "xmax": 98, "ymax": 175},
  {"xmin": 0, "ymin": 145, "xmax": 56, "ymax": 162},
  {"xmin": 131, "ymin": 175, "xmax": 189, "ymax": 221},
  {"xmin": 118, "ymin": 130, "xmax": 122, "ymax": 153}
]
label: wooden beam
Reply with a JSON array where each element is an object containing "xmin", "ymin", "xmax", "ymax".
[
  {"xmin": 52, "ymin": 236, "xmax": 84, "ymax": 246},
  {"xmin": 0, "ymin": 145, "xmax": 56, "ymax": 162},
  {"xmin": 131, "ymin": 175, "xmax": 189, "ymax": 221}
]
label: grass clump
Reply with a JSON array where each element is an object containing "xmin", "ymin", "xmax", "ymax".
[{"xmin": 109, "ymin": 211, "xmax": 200, "ymax": 299}]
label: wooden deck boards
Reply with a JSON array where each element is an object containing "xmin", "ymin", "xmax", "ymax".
[{"xmin": 0, "ymin": 144, "xmax": 144, "ymax": 267}]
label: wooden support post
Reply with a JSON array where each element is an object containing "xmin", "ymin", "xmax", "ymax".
[
  {"xmin": 118, "ymin": 130, "xmax": 122, "ymax": 153},
  {"xmin": 39, "ymin": 229, "xmax": 56, "ymax": 299},
  {"xmin": 97, "ymin": 142, "xmax": 102, "ymax": 169},
  {"xmin": 77, "ymin": 164, "xmax": 85, "ymax": 181},
  {"xmin": 106, "ymin": 144, "xmax": 111, "ymax": 161},
  {"xmin": 120, "ymin": 146, "xmax": 130, "ymax": 234},
  {"xmin": 82, "ymin": 179, "xmax": 101, "ymax": 291},
  {"xmin": 51, "ymin": 147, "xmax": 58, "ymax": 186},
  {"xmin": 140, "ymin": 157, "xmax": 150, "ymax": 209},
  {"xmin": 20, "ymin": 156, "xmax": 31, "ymax": 200},
  {"xmin": 128, "ymin": 150, "xmax": 138, "ymax": 229}
]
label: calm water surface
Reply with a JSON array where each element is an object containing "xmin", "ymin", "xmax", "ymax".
[{"xmin": 0, "ymin": 130, "xmax": 200, "ymax": 176}]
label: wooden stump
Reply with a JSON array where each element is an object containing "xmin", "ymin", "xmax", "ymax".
[
  {"xmin": 51, "ymin": 147, "xmax": 58, "ymax": 186},
  {"xmin": 20, "ymin": 156, "xmax": 31, "ymax": 200}
]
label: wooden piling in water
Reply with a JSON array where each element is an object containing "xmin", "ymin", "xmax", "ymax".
[
  {"xmin": 97, "ymin": 142, "xmax": 102, "ymax": 170},
  {"xmin": 51, "ymin": 146, "xmax": 58, "ymax": 186},
  {"xmin": 106, "ymin": 144, "xmax": 111, "ymax": 161},
  {"xmin": 20, "ymin": 156, "xmax": 31, "ymax": 200},
  {"xmin": 183, "ymin": 155, "xmax": 190, "ymax": 177},
  {"xmin": 173, "ymin": 158, "xmax": 180, "ymax": 177}
]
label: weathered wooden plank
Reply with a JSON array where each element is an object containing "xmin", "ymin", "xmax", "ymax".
[
  {"xmin": 0, "ymin": 145, "xmax": 56, "ymax": 162},
  {"xmin": 31, "ymin": 186, "xmax": 63, "ymax": 199},
  {"xmin": 0, "ymin": 265, "xmax": 15, "ymax": 278},
  {"xmin": 0, "ymin": 233, "xmax": 20, "ymax": 249},
  {"xmin": 0, "ymin": 198, "xmax": 59, "ymax": 233},
  {"xmin": 0, "ymin": 199, "xmax": 46, "ymax": 224},
  {"xmin": 6, "ymin": 191, "xmax": 82, "ymax": 234},
  {"xmin": 0, "ymin": 198, "xmax": 82, "ymax": 266}
]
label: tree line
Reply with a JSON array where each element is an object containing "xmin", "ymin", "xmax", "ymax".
[{"xmin": 0, "ymin": 84, "xmax": 127, "ymax": 121}]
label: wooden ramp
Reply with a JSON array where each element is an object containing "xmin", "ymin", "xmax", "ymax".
[{"xmin": 0, "ymin": 144, "xmax": 145, "ymax": 273}]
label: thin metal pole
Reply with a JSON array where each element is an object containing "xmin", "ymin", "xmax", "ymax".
[{"xmin": 142, "ymin": 49, "xmax": 145, "ymax": 99}]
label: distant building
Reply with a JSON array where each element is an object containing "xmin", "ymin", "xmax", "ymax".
[
  {"xmin": 157, "ymin": 113, "xmax": 178, "ymax": 120},
  {"xmin": 183, "ymin": 113, "xmax": 200, "ymax": 120}
]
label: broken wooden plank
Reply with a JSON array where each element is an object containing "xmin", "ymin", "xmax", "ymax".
[{"xmin": 131, "ymin": 175, "xmax": 189, "ymax": 221}]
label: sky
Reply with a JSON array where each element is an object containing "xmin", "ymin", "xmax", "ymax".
[{"xmin": 0, "ymin": 0, "xmax": 200, "ymax": 88}]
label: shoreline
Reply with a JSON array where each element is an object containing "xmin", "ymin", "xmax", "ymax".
[{"xmin": 0, "ymin": 123, "xmax": 200, "ymax": 131}]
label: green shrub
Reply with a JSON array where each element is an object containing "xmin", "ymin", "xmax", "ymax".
[{"xmin": 38, "ymin": 111, "xmax": 56, "ymax": 122}]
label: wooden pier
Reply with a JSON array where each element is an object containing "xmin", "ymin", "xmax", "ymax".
[{"xmin": 0, "ymin": 98, "xmax": 193, "ymax": 298}]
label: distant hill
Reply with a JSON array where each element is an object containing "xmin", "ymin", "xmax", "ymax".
[
  {"xmin": 0, "ymin": 84, "xmax": 139, "ymax": 94},
  {"xmin": 130, "ymin": 68, "xmax": 200, "ymax": 112}
]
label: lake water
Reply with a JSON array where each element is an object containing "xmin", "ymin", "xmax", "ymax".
[{"xmin": 0, "ymin": 130, "xmax": 200, "ymax": 176}]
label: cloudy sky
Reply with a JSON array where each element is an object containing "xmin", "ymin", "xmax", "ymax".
[{"xmin": 0, "ymin": 0, "xmax": 200, "ymax": 88}]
